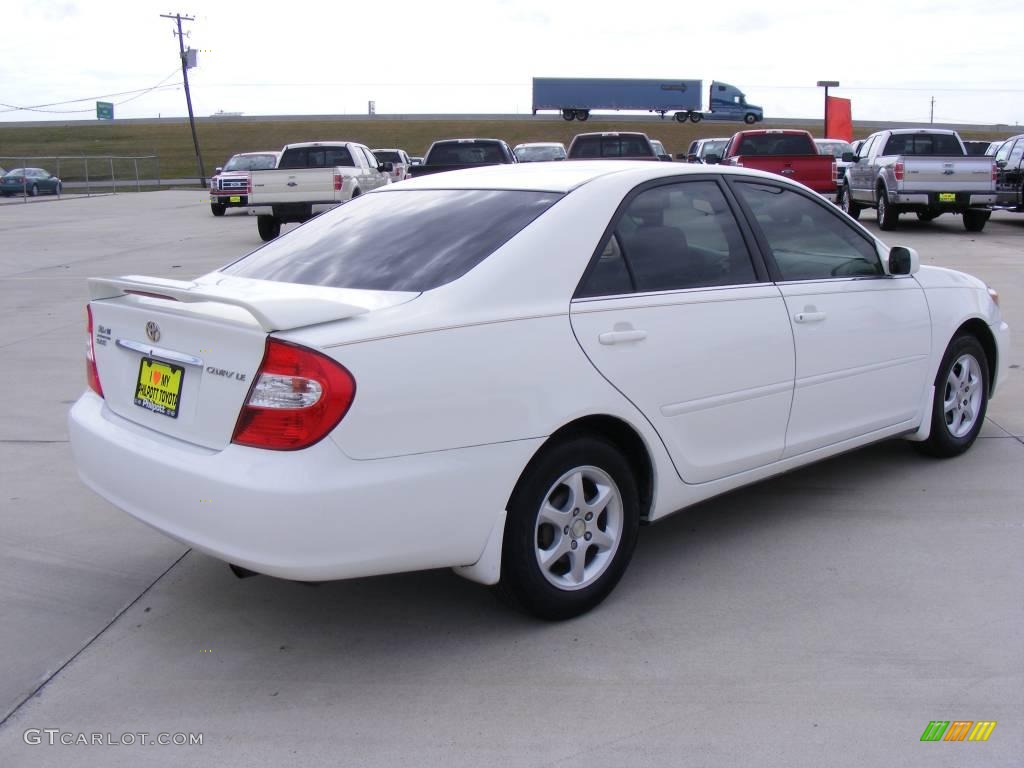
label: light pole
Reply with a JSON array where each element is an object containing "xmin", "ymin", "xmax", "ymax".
[{"xmin": 817, "ymin": 80, "xmax": 839, "ymax": 138}]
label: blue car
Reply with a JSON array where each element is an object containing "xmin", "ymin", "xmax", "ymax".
[{"xmin": 1, "ymin": 168, "xmax": 63, "ymax": 196}]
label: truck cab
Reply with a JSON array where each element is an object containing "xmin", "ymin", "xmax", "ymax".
[{"xmin": 707, "ymin": 82, "xmax": 763, "ymax": 124}]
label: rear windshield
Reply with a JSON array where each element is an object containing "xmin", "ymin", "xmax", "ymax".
[
  {"xmin": 279, "ymin": 146, "xmax": 355, "ymax": 169},
  {"xmin": 701, "ymin": 140, "xmax": 727, "ymax": 155},
  {"xmin": 373, "ymin": 150, "xmax": 402, "ymax": 163},
  {"xmin": 882, "ymin": 133, "xmax": 964, "ymax": 156},
  {"xmin": 223, "ymin": 189, "xmax": 562, "ymax": 292},
  {"xmin": 426, "ymin": 142, "xmax": 507, "ymax": 165},
  {"xmin": 515, "ymin": 145, "xmax": 566, "ymax": 162},
  {"xmin": 223, "ymin": 154, "xmax": 278, "ymax": 171},
  {"xmin": 735, "ymin": 134, "xmax": 815, "ymax": 155},
  {"xmin": 570, "ymin": 135, "xmax": 654, "ymax": 158}
]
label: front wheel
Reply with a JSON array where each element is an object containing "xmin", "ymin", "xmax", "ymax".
[
  {"xmin": 210, "ymin": 203, "xmax": 226, "ymax": 216},
  {"xmin": 744, "ymin": 113, "xmax": 757, "ymax": 124},
  {"xmin": 963, "ymin": 209, "xmax": 990, "ymax": 232},
  {"xmin": 689, "ymin": 112, "xmax": 703, "ymax": 123},
  {"xmin": 256, "ymin": 215, "xmax": 281, "ymax": 241},
  {"xmin": 498, "ymin": 436, "xmax": 640, "ymax": 620},
  {"xmin": 30, "ymin": 184, "xmax": 39, "ymax": 197},
  {"xmin": 839, "ymin": 184, "xmax": 861, "ymax": 219},
  {"xmin": 917, "ymin": 335, "xmax": 989, "ymax": 458},
  {"xmin": 877, "ymin": 189, "xmax": 899, "ymax": 230}
]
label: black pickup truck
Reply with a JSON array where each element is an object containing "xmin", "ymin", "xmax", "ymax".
[{"xmin": 407, "ymin": 138, "xmax": 517, "ymax": 178}]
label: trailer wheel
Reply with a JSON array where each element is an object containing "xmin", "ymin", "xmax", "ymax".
[
  {"xmin": 689, "ymin": 112, "xmax": 703, "ymax": 123},
  {"xmin": 561, "ymin": 109, "xmax": 575, "ymax": 122},
  {"xmin": 744, "ymin": 113, "xmax": 758, "ymax": 124},
  {"xmin": 575, "ymin": 110, "xmax": 590, "ymax": 122},
  {"xmin": 674, "ymin": 111, "xmax": 689, "ymax": 123}
]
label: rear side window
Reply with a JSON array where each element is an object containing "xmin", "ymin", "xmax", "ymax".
[
  {"xmin": 882, "ymin": 133, "xmax": 964, "ymax": 156},
  {"xmin": 279, "ymin": 146, "xmax": 354, "ymax": 169},
  {"xmin": 373, "ymin": 151, "xmax": 401, "ymax": 163},
  {"xmin": 223, "ymin": 190, "xmax": 562, "ymax": 292},
  {"xmin": 570, "ymin": 136, "xmax": 653, "ymax": 158}
]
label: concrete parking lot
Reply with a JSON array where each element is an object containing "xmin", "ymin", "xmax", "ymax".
[{"xmin": 0, "ymin": 190, "xmax": 1021, "ymax": 767}]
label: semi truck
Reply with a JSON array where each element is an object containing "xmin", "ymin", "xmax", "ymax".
[{"xmin": 532, "ymin": 78, "xmax": 763, "ymax": 124}]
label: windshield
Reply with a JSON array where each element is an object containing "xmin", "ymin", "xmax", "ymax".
[
  {"xmin": 373, "ymin": 151, "xmax": 402, "ymax": 163},
  {"xmin": 3, "ymin": 169, "xmax": 27, "ymax": 177},
  {"xmin": 223, "ymin": 154, "xmax": 278, "ymax": 171},
  {"xmin": 223, "ymin": 189, "xmax": 562, "ymax": 292},
  {"xmin": 515, "ymin": 145, "xmax": 566, "ymax": 162}
]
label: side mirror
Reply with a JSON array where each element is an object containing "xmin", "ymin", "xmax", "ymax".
[
  {"xmin": 887, "ymin": 246, "xmax": 919, "ymax": 276},
  {"xmin": 996, "ymin": 159, "xmax": 1007, "ymax": 168},
  {"xmin": 215, "ymin": 167, "xmax": 223, "ymax": 174},
  {"xmin": 841, "ymin": 152, "xmax": 855, "ymax": 162},
  {"xmin": 704, "ymin": 153, "xmax": 721, "ymax": 165}
]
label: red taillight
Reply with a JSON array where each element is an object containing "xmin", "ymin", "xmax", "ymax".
[
  {"xmin": 231, "ymin": 339, "xmax": 355, "ymax": 451},
  {"xmin": 992, "ymin": 162, "xmax": 997, "ymax": 184},
  {"xmin": 86, "ymin": 305, "xmax": 104, "ymax": 398},
  {"xmin": 894, "ymin": 161, "xmax": 904, "ymax": 181},
  {"xmin": 333, "ymin": 172, "xmax": 343, "ymax": 191}
]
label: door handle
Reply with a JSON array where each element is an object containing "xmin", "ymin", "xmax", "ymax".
[
  {"xmin": 794, "ymin": 311, "xmax": 826, "ymax": 323},
  {"xmin": 599, "ymin": 330, "xmax": 648, "ymax": 345},
  {"xmin": 780, "ymin": 169, "xmax": 796, "ymax": 175}
]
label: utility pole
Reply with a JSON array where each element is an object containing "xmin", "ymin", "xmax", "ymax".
[
  {"xmin": 816, "ymin": 81, "xmax": 839, "ymax": 138},
  {"xmin": 161, "ymin": 12, "xmax": 206, "ymax": 185},
  {"xmin": 930, "ymin": 97, "xmax": 935, "ymax": 124}
]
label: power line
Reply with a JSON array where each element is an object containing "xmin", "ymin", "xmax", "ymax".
[{"xmin": 0, "ymin": 71, "xmax": 182, "ymax": 114}]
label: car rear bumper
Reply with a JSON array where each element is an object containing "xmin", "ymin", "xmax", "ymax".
[
  {"xmin": 69, "ymin": 392, "xmax": 535, "ymax": 582},
  {"xmin": 892, "ymin": 192, "xmax": 996, "ymax": 207}
]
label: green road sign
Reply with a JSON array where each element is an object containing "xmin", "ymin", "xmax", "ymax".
[{"xmin": 96, "ymin": 101, "xmax": 114, "ymax": 120}]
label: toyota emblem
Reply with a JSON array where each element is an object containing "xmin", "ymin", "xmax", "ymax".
[{"xmin": 145, "ymin": 321, "xmax": 161, "ymax": 343}]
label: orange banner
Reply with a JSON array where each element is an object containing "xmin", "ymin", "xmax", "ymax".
[{"xmin": 826, "ymin": 96, "xmax": 852, "ymax": 142}]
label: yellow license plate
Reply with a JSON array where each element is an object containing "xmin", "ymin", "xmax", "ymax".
[
  {"xmin": 939, "ymin": 193, "xmax": 956, "ymax": 202},
  {"xmin": 134, "ymin": 358, "xmax": 184, "ymax": 418},
  {"xmin": 229, "ymin": 196, "xmax": 241, "ymax": 203}
]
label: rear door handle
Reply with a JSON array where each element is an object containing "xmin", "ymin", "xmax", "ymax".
[
  {"xmin": 794, "ymin": 311, "xmax": 826, "ymax": 323},
  {"xmin": 599, "ymin": 330, "xmax": 648, "ymax": 345}
]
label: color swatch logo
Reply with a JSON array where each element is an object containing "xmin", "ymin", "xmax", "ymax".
[{"xmin": 920, "ymin": 721, "xmax": 996, "ymax": 742}]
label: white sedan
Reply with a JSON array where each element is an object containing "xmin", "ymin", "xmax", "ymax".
[{"xmin": 70, "ymin": 162, "xmax": 1009, "ymax": 620}]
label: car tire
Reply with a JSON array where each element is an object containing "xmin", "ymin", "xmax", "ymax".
[
  {"xmin": 30, "ymin": 184, "xmax": 39, "ymax": 197},
  {"xmin": 562, "ymin": 109, "xmax": 575, "ymax": 122},
  {"xmin": 675, "ymin": 111, "xmax": 689, "ymax": 123},
  {"xmin": 744, "ymin": 113, "xmax": 757, "ymax": 124},
  {"xmin": 877, "ymin": 188, "xmax": 899, "ymax": 230},
  {"xmin": 916, "ymin": 334, "xmax": 989, "ymax": 458},
  {"xmin": 689, "ymin": 112, "xmax": 703, "ymax": 123},
  {"xmin": 210, "ymin": 203, "xmax": 226, "ymax": 217},
  {"xmin": 497, "ymin": 436, "xmax": 640, "ymax": 621},
  {"xmin": 916, "ymin": 211, "xmax": 938, "ymax": 222},
  {"xmin": 839, "ymin": 183, "xmax": 861, "ymax": 220},
  {"xmin": 256, "ymin": 215, "xmax": 281, "ymax": 241},
  {"xmin": 963, "ymin": 209, "xmax": 990, "ymax": 232}
]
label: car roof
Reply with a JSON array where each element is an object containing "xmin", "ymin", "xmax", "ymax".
[
  {"xmin": 572, "ymin": 132, "xmax": 649, "ymax": 139},
  {"xmin": 371, "ymin": 148, "xmax": 405, "ymax": 152},
  {"xmin": 884, "ymin": 128, "xmax": 959, "ymax": 136},
  {"xmin": 383, "ymin": 160, "xmax": 796, "ymax": 194}
]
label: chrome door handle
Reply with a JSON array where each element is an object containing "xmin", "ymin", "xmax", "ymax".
[
  {"xmin": 599, "ymin": 330, "xmax": 647, "ymax": 345},
  {"xmin": 780, "ymin": 169, "xmax": 796, "ymax": 175},
  {"xmin": 794, "ymin": 311, "xmax": 826, "ymax": 323}
]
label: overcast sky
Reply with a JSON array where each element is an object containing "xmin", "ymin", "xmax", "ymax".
[{"xmin": 2, "ymin": 0, "xmax": 1022, "ymax": 126}]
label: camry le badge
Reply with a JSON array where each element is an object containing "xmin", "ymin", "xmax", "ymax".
[{"xmin": 145, "ymin": 321, "xmax": 161, "ymax": 343}]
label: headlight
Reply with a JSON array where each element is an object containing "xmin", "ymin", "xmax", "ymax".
[{"xmin": 987, "ymin": 286, "xmax": 1000, "ymax": 307}]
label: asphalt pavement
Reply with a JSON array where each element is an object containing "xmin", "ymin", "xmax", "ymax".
[{"xmin": 0, "ymin": 191, "xmax": 1020, "ymax": 767}]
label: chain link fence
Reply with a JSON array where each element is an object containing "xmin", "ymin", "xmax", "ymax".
[{"xmin": 0, "ymin": 155, "xmax": 162, "ymax": 201}]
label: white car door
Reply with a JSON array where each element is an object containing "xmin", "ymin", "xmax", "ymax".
[
  {"xmin": 570, "ymin": 178, "xmax": 796, "ymax": 484},
  {"xmin": 731, "ymin": 179, "xmax": 931, "ymax": 457}
]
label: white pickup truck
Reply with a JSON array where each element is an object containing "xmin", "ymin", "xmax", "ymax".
[{"xmin": 249, "ymin": 142, "xmax": 392, "ymax": 240}]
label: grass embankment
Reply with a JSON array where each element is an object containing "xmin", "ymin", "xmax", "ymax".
[{"xmin": 0, "ymin": 118, "xmax": 1010, "ymax": 183}]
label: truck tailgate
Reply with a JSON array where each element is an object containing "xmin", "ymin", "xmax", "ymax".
[
  {"xmin": 900, "ymin": 157, "xmax": 994, "ymax": 192},
  {"xmin": 249, "ymin": 168, "xmax": 340, "ymax": 204},
  {"xmin": 732, "ymin": 155, "xmax": 836, "ymax": 194}
]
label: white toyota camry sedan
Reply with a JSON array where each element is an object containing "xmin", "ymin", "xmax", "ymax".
[{"xmin": 70, "ymin": 161, "xmax": 1009, "ymax": 619}]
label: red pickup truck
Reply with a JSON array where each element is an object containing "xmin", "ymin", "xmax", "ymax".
[{"xmin": 719, "ymin": 130, "xmax": 836, "ymax": 196}]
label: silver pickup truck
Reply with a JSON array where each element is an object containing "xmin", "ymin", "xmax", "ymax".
[{"xmin": 839, "ymin": 129, "xmax": 995, "ymax": 232}]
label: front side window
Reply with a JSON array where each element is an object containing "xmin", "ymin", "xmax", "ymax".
[
  {"xmin": 224, "ymin": 190, "xmax": 561, "ymax": 292},
  {"xmin": 1007, "ymin": 140, "xmax": 1024, "ymax": 168},
  {"xmin": 577, "ymin": 180, "xmax": 757, "ymax": 297},
  {"xmin": 734, "ymin": 182, "xmax": 882, "ymax": 281}
]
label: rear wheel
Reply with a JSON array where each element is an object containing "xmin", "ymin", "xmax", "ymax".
[
  {"xmin": 210, "ymin": 203, "xmax": 226, "ymax": 217},
  {"xmin": 839, "ymin": 183, "xmax": 861, "ymax": 219},
  {"xmin": 257, "ymin": 215, "xmax": 281, "ymax": 241},
  {"xmin": 689, "ymin": 112, "xmax": 703, "ymax": 123},
  {"xmin": 674, "ymin": 111, "xmax": 689, "ymax": 123},
  {"xmin": 30, "ymin": 184, "xmax": 39, "ymax": 197},
  {"xmin": 497, "ymin": 436, "xmax": 640, "ymax": 620},
  {"xmin": 575, "ymin": 110, "xmax": 590, "ymax": 122},
  {"xmin": 744, "ymin": 113, "xmax": 757, "ymax": 124},
  {"xmin": 963, "ymin": 209, "xmax": 990, "ymax": 232},
  {"xmin": 917, "ymin": 335, "xmax": 989, "ymax": 458},
  {"xmin": 561, "ymin": 109, "xmax": 575, "ymax": 122},
  {"xmin": 877, "ymin": 188, "xmax": 899, "ymax": 230}
]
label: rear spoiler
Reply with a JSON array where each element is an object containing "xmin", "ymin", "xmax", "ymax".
[{"xmin": 88, "ymin": 275, "xmax": 373, "ymax": 332}]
